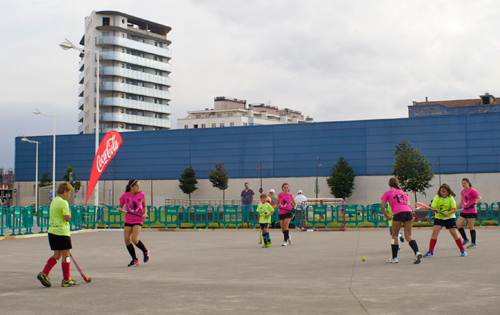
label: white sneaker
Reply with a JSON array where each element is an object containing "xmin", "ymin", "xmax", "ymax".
[
  {"xmin": 414, "ymin": 252, "xmax": 423, "ymax": 264},
  {"xmin": 385, "ymin": 257, "xmax": 398, "ymax": 263},
  {"xmin": 287, "ymin": 237, "xmax": 292, "ymax": 245},
  {"xmin": 282, "ymin": 241, "xmax": 288, "ymax": 247}
]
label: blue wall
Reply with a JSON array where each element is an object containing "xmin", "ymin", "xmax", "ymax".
[{"xmin": 15, "ymin": 113, "xmax": 500, "ymax": 182}]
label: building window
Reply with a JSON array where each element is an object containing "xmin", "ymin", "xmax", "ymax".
[
  {"xmin": 230, "ymin": 122, "xmax": 234, "ymax": 127},
  {"xmin": 217, "ymin": 114, "xmax": 222, "ymax": 117},
  {"xmin": 196, "ymin": 115, "xmax": 201, "ymax": 119},
  {"xmin": 220, "ymin": 123, "xmax": 225, "ymax": 127},
  {"xmin": 228, "ymin": 113, "xmax": 233, "ymax": 117},
  {"xmin": 212, "ymin": 123, "xmax": 216, "ymax": 128},
  {"xmin": 102, "ymin": 17, "xmax": 110, "ymax": 26},
  {"xmin": 184, "ymin": 125, "xmax": 189, "ymax": 129},
  {"xmin": 122, "ymin": 19, "xmax": 125, "ymax": 24},
  {"xmin": 194, "ymin": 124, "xmax": 198, "ymax": 128},
  {"xmin": 201, "ymin": 124, "xmax": 206, "ymax": 128},
  {"xmin": 243, "ymin": 122, "xmax": 248, "ymax": 126}
]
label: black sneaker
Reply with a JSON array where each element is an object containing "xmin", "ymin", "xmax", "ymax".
[
  {"xmin": 37, "ymin": 272, "xmax": 51, "ymax": 287},
  {"xmin": 128, "ymin": 259, "xmax": 140, "ymax": 267},
  {"xmin": 144, "ymin": 250, "xmax": 150, "ymax": 263}
]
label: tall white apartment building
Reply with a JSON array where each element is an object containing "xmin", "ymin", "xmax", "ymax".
[
  {"xmin": 78, "ymin": 10, "xmax": 172, "ymax": 134},
  {"xmin": 177, "ymin": 97, "xmax": 314, "ymax": 129}
]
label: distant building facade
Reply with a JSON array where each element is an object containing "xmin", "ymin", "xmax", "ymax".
[
  {"xmin": 0, "ymin": 168, "xmax": 14, "ymax": 189},
  {"xmin": 177, "ymin": 96, "xmax": 314, "ymax": 129},
  {"xmin": 408, "ymin": 93, "xmax": 500, "ymax": 117},
  {"xmin": 78, "ymin": 10, "xmax": 172, "ymax": 134}
]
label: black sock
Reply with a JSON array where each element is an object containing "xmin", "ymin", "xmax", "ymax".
[
  {"xmin": 135, "ymin": 240, "xmax": 147, "ymax": 253},
  {"xmin": 471, "ymin": 230, "xmax": 476, "ymax": 243},
  {"xmin": 408, "ymin": 240, "xmax": 419, "ymax": 254},
  {"xmin": 458, "ymin": 227, "xmax": 468, "ymax": 240},
  {"xmin": 391, "ymin": 244, "xmax": 399, "ymax": 259},
  {"xmin": 126, "ymin": 244, "xmax": 137, "ymax": 260},
  {"xmin": 285, "ymin": 230, "xmax": 289, "ymax": 241},
  {"xmin": 283, "ymin": 231, "xmax": 287, "ymax": 241}
]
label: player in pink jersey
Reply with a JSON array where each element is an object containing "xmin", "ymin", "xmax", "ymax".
[
  {"xmin": 456, "ymin": 178, "xmax": 482, "ymax": 249},
  {"xmin": 118, "ymin": 179, "xmax": 150, "ymax": 267},
  {"xmin": 274, "ymin": 183, "xmax": 297, "ymax": 247},
  {"xmin": 380, "ymin": 177, "xmax": 422, "ymax": 264}
]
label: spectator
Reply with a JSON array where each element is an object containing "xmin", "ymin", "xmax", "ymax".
[
  {"xmin": 241, "ymin": 183, "xmax": 255, "ymax": 223},
  {"xmin": 295, "ymin": 190, "xmax": 307, "ymax": 228}
]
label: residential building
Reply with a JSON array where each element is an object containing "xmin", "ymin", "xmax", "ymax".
[
  {"xmin": 78, "ymin": 10, "xmax": 172, "ymax": 134},
  {"xmin": 177, "ymin": 96, "xmax": 314, "ymax": 129},
  {"xmin": 408, "ymin": 93, "xmax": 500, "ymax": 117}
]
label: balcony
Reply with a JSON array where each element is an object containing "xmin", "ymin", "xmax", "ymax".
[
  {"xmin": 78, "ymin": 98, "xmax": 84, "ymax": 110},
  {"xmin": 78, "ymin": 84, "xmax": 84, "ymax": 97},
  {"xmin": 99, "ymin": 82, "xmax": 170, "ymax": 100},
  {"xmin": 78, "ymin": 71, "xmax": 85, "ymax": 84},
  {"xmin": 100, "ymin": 112, "xmax": 171, "ymax": 128},
  {"xmin": 101, "ymin": 97, "xmax": 171, "ymax": 114},
  {"xmin": 78, "ymin": 111, "xmax": 84, "ymax": 122},
  {"xmin": 78, "ymin": 124, "xmax": 83, "ymax": 134},
  {"xmin": 79, "ymin": 59, "xmax": 84, "ymax": 72},
  {"xmin": 95, "ymin": 36, "xmax": 172, "ymax": 59},
  {"xmin": 100, "ymin": 67, "xmax": 171, "ymax": 87},
  {"xmin": 100, "ymin": 52, "xmax": 171, "ymax": 72}
]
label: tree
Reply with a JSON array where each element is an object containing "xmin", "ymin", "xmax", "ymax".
[
  {"xmin": 62, "ymin": 165, "xmax": 82, "ymax": 193},
  {"xmin": 178, "ymin": 166, "xmax": 198, "ymax": 203},
  {"xmin": 326, "ymin": 157, "xmax": 356, "ymax": 200},
  {"xmin": 208, "ymin": 162, "xmax": 229, "ymax": 201},
  {"xmin": 40, "ymin": 173, "xmax": 52, "ymax": 187},
  {"xmin": 391, "ymin": 140, "xmax": 434, "ymax": 202}
]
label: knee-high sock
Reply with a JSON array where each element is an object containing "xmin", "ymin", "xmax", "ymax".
[
  {"xmin": 470, "ymin": 229, "xmax": 476, "ymax": 244},
  {"xmin": 458, "ymin": 227, "xmax": 468, "ymax": 240},
  {"xmin": 135, "ymin": 240, "xmax": 147, "ymax": 253},
  {"xmin": 429, "ymin": 238, "xmax": 437, "ymax": 253},
  {"xmin": 127, "ymin": 244, "xmax": 137, "ymax": 260},
  {"xmin": 409, "ymin": 240, "xmax": 419, "ymax": 254},
  {"xmin": 391, "ymin": 245, "xmax": 399, "ymax": 259},
  {"xmin": 62, "ymin": 262, "xmax": 70, "ymax": 281},
  {"xmin": 284, "ymin": 230, "xmax": 289, "ymax": 241},
  {"xmin": 42, "ymin": 257, "xmax": 58, "ymax": 275},
  {"xmin": 455, "ymin": 238, "xmax": 465, "ymax": 251}
]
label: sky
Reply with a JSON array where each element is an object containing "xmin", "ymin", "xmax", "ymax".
[{"xmin": 1, "ymin": 0, "xmax": 499, "ymax": 170}]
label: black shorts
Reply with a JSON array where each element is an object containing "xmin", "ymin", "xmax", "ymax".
[
  {"xmin": 393, "ymin": 212, "xmax": 413, "ymax": 222},
  {"xmin": 48, "ymin": 233, "xmax": 72, "ymax": 251},
  {"xmin": 279, "ymin": 212, "xmax": 294, "ymax": 220},
  {"xmin": 460, "ymin": 212, "xmax": 478, "ymax": 219},
  {"xmin": 124, "ymin": 223, "xmax": 143, "ymax": 227},
  {"xmin": 260, "ymin": 223, "xmax": 269, "ymax": 229},
  {"xmin": 433, "ymin": 218, "xmax": 457, "ymax": 229}
]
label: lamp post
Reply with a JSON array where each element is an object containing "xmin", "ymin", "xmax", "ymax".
[
  {"xmin": 316, "ymin": 157, "xmax": 322, "ymax": 199},
  {"xmin": 256, "ymin": 162, "xmax": 263, "ymax": 193},
  {"xmin": 21, "ymin": 137, "xmax": 40, "ymax": 212},
  {"xmin": 436, "ymin": 156, "xmax": 441, "ymax": 187},
  {"xmin": 33, "ymin": 109, "xmax": 56, "ymax": 202},
  {"xmin": 60, "ymin": 38, "xmax": 101, "ymax": 207},
  {"xmin": 108, "ymin": 167, "xmax": 115, "ymax": 206}
]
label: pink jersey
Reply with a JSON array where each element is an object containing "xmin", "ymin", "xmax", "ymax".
[
  {"xmin": 278, "ymin": 192, "xmax": 293, "ymax": 214},
  {"xmin": 119, "ymin": 192, "xmax": 146, "ymax": 224},
  {"xmin": 381, "ymin": 188, "xmax": 412, "ymax": 215},
  {"xmin": 461, "ymin": 188, "xmax": 479, "ymax": 214}
]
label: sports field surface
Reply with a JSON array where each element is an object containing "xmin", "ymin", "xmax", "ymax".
[{"xmin": 1, "ymin": 228, "xmax": 499, "ymax": 315}]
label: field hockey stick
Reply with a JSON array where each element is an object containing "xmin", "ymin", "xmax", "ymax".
[
  {"xmin": 70, "ymin": 254, "xmax": 91, "ymax": 283},
  {"xmin": 415, "ymin": 202, "xmax": 441, "ymax": 214},
  {"xmin": 99, "ymin": 202, "xmax": 147, "ymax": 218},
  {"xmin": 259, "ymin": 229, "xmax": 262, "ymax": 244}
]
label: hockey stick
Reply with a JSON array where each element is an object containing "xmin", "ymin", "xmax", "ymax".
[
  {"xmin": 259, "ymin": 229, "xmax": 262, "ymax": 244},
  {"xmin": 71, "ymin": 254, "xmax": 91, "ymax": 283},
  {"xmin": 99, "ymin": 202, "xmax": 147, "ymax": 218}
]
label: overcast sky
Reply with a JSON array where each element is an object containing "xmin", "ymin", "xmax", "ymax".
[{"xmin": 1, "ymin": 0, "xmax": 499, "ymax": 170}]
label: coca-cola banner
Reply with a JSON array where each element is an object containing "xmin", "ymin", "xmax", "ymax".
[{"xmin": 85, "ymin": 131, "xmax": 123, "ymax": 205}]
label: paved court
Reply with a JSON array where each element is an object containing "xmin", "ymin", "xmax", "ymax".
[{"xmin": 1, "ymin": 228, "xmax": 499, "ymax": 315}]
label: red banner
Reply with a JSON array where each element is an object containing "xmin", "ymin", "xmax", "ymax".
[{"xmin": 85, "ymin": 131, "xmax": 123, "ymax": 205}]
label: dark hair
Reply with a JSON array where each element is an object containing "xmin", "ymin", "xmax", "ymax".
[
  {"xmin": 437, "ymin": 183, "xmax": 455, "ymax": 197},
  {"xmin": 462, "ymin": 178, "xmax": 472, "ymax": 188},
  {"xmin": 388, "ymin": 177, "xmax": 401, "ymax": 190},
  {"xmin": 282, "ymin": 183, "xmax": 289, "ymax": 188},
  {"xmin": 126, "ymin": 179, "xmax": 138, "ymax": 192},
  {"xmin": 260, "ymin": 193, "xmax": 268, "ymax": 199}
]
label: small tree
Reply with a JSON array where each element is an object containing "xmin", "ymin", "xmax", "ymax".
[
  {"xmin": 208, "ymin": 162, "xmax": 229, "ymax": 201},
  {"xmin": 326, "ymin": 157, "xmax": 356, "ymax": 200},
  {"xmin": 178, "ymin": 166, "xmax": 198, "ymax": 203},
  {"xmin": 62, "ymin": 165, "xmax": 82, "ymax": 193},
  {"xmin": 40, "ymin": 172, "xmax": 52, "ymax": 187},
  {"xmin": 392, "ymin": 140, "xmax": 434, "ymax": 202}
]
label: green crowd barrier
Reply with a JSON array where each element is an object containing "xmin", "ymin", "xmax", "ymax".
[
  {"xmin": 219, "ymin": 205, "xmax": 244, "ymax": 229},
  {"xmin": 474, "ymin": 203, "xmax": 488, "ymax": 226},
  {"xmin": 306, "ymin": 205, "xmax": 335, "ymax": 229},
  {"xmin": 83, "ymin": 206, "xmax": 99, "ymax": 229},
  {"xmin": 143, "ymin": 206, "xmax": 159, "ymax": 228},
  {"xmin": 70, "ymin": 206, "xmax": 83, "ymax": 231},
  {"xmin": 0, "ymin": 207, "xmax": 6, "ymax": 236},
  {"xmin": 489, "ymin": 203, "xmax": 500, "ymax": 221},
  {"xmin": 8, "ymin": 207, "xmax": 23, "ymax": 236},
  {"xmin": 100, "ymin": 206, "xmax": 124, "ymax": 228},
  {"xmin": 341, "ymin": 205, "xmax": 364, "ymax": 228},
  {"xmin": 159, "ymin": 205, "xmax": 185, "ymax": 229},
  {"xmin": 366, "ymin": 203, "xmax": 388, "ymax": 228},
  {"xmin": 37, "ymin": 206, "xmax": 50, "ymax": 233},
  {"xmin": 22, "ymin": 206, "xmax": 34, "ymax": 235},
  {"xmin": 187, "ymin": 205, "xmax": 215, "ymax": 229},
  {"xmin": 241, "ymin": 205, "xmax": 257, "ymax": 228}
]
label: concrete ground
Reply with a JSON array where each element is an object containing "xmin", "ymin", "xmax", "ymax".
[{"xmin": 1, "ymin": 228, "xmax": 499, "ymax": 315}]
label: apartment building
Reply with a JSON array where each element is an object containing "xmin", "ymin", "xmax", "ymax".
[
  {"xmin": 178, "ymin": 97, "xmax": 314, "ymax": 129},
  {"xmin": 78, "ymin": 10, "xmax": 172, "ymax": 134}
]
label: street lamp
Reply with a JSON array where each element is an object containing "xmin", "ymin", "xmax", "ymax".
[
  {"xmin": 21, "ymin": 137, "xmax": 40, "ymax": 212},
  {"xmin": 436, "ymin": 156, "xmax": 441, "ymax": 187},
  {"xmin": 60, "ymin": 38, "xmax": 101, "ymax": 206},
  {"xmin": 256, "ymin": 162, "xmax": 263, "ymax": 193},
  {"xmin": 316, "ymin": 157, "xmax": 322, "ymax": 199},
  {"xmin": 108, "ymin": 167, "xmax": 115, "ymax": 206},
  {"xmin": 33, "ymin": 109, "xmax": 56, "ymax": 202}
]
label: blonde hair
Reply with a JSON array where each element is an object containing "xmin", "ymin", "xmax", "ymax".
[
  {"xmin": 260, "ymin": 193, "xmax": 268, "ymax": 199},
  {"xmin": 57, "ymin": 182, "xmax": 73, "ymax": 195}
]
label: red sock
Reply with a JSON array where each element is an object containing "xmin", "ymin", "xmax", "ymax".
[
  {"xmin": 62, "ymin": 262, "xmax": 70, "ymax": 281},
  {"xmin": 429, "ymin": 238, "xmax": 437, "ymax": 253},
  {"xmin": 455, "ymin": 238, "xmax": 465, "ymax": 251},
  {"xmin": 42, "ymin": 257, "xmax": 58, "ymax": 275}
]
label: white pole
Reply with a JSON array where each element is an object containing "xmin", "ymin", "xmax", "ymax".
[
  {"xmin": 95, "ymin": 52, "xmax": 100, "ymax": 207},
  {"xmin": 52, "ymin": 117, "xmax": 56, "ymax": 201},
  {"xmin": 35, "ymin": 141, "xmax": 39, "ymax": 212}
]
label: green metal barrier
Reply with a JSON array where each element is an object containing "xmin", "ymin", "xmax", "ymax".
[
  {"xmin": 219, "ymin": 205, "xmax": 244, "ymax": 229},
  {"xmin": 159, "ymin": 206, "xmax": 185, "ymax": 228},
  {"xmin": 0, "ymin": 207, "xmax": 6, "ymax": 236},
  {"xmin": 83, "ymin": 206, "xmax": 99, "ymax": 229},
  {"xmin": 187, "ymin": 205, "xmax": 216, "ymax": 229},
  {"xmin": 70, "ymin": 206, "xmax": 84, "ymax": 231},
  {"xmin": 474, "ymin": 203, "xmax": 488, "ymax": 226},
  {"xmin": 489, "ymin": 203, "xmax": 500, "ymax": 221},
  {"xmin": 143, "ymin": 206, "xmax": 159, "ymax": 228},
  {"xmin": 100, "ymin": 206, "xmax": 124, "ymax": 228},
  {"xmin": 242, "ymin": 205, "xmax": 257, "ymax": 228},
  {"xmin": 37, "ymin": 206, "xmax": 50, "ymax": 233},
  {"xmin": 8, "ymin": 207, "xmax": 23, "ymax": 236},
  {"xmin": 306, "ymin": 205, "xmax": 335, "ymax": 229},
  {"xmin": 366, "ymin": 203, "xmax": 388, "ymax": 228},
  {"xmin": 22, "ymin": 206, "xmax": 34, "ymax": 235},
  {"xmin": 340, "ymin": 205, "xmax": 364, "ymax": 228}
]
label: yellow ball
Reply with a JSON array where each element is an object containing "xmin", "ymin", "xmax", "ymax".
[{"xmin": 362, "ymin": 257, "xmax": 366, "ymax": 261}]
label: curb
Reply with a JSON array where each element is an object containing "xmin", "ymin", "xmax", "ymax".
[{"xmin": 0, "ymin": 229, "xmax": 98, "ymax": 241}]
